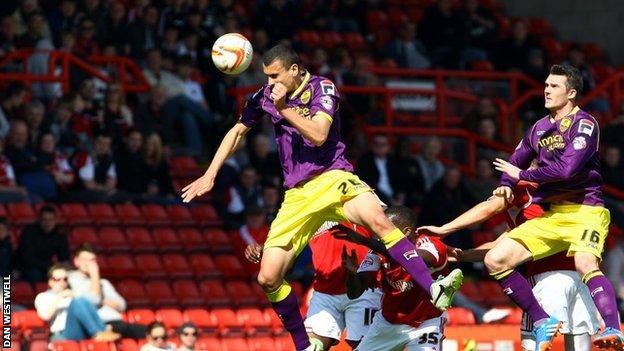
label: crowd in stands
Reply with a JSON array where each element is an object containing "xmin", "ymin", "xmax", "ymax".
[{"xmin": 1, "ymin": 0, "xmax": 623, "ymax": 346}]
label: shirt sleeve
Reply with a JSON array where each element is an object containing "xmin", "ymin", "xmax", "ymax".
[
  {"xmin": 501, "ymin": 125, "xmax": 538, "ymax": 188},
  {"xmin": 101, "ymin": 279, "xmax": 127, "ymax": 312},
  {"xmin": 310, "ymin": 79, "xmax": 339, "ymax": 123},
  {"xmin": 357, "ymin": 251, "xmax": 381, "ymax": 273},
  {"xmin": 78, "ymin": 156, "xmax": 94, "ymax": 181},
  {"xmin": 238, "ymin": 86, "xmax": 266, "ymax": 128},
  {"xmin": 519, "ymin": 118, "xmax": 598, "ymax": 183}
]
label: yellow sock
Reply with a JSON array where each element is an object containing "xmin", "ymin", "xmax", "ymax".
[
  {"xmin": 582, "ymin": 270, "xmax": 602, "ymax": 284},
  {"xmin": 380, "ymin": 228, "xmax": 405, "ymax": 248},
  {"xmin": 266, "ymin": 281, "xmax": 292, "ymax": 303},
  {"xmin": 490, "ymin": 269, "xmax": 513, "ymax": 280}
]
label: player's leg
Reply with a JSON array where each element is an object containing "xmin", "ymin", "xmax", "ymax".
[
  {"xmin": 563, "ymin": 334, "xmax": 592, "ymax": 351},
  {"xmin": 342, "ymin": 191, "xmax": 462, "ymax": 309},
  {"xmin": 304, "ymin": 291, "xmax": 346, "ymax": 350},
  {"xmin": 354, "ymin": 314, "xmax": 408, "ymax": 351},
  {"xmin": 404, "ymin": 315, "xmax": 446, "ymax": 351},
  {"xmin": 344, "ymin": 289, "xmax": 382, "ymax": 349}
]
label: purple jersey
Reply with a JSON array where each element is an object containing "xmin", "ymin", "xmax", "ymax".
[
  {"xmin": 500, "ymin": 107, "xmax": 603, "ymax": 206},
  {"xmin": 239, "ymin": 71, "xmax": 353, "ymax": 188}
]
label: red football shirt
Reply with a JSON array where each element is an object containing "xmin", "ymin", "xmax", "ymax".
[
  {"xmin": 309, "ymin": 222, "xmax": 372, "ymax": 295},
  {"xmin": 506, "ymin": 181, "xmax": 575, "ymax": 276},
  {"xmin": 358, "ymin": 235, "xmax": 448, "ymax": 328}
]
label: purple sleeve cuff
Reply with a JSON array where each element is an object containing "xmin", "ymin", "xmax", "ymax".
[{"xmin": 500, "ymin": 174, "xmax": 517, "ymax": 188}]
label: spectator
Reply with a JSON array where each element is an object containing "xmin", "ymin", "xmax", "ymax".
[
  {"xmin": 36, "ymin": 132, "xmax": 75, "ymax": 195},
  {"xmin": 50, "ymin": 97, "xmax": 79, "ymax": 154},
  {"xmin": 459, "ymin": 0, "xmax": 498, "ymax": 55},
  {"xmin": 0, "ymin": 82, "xmax": 27, "ymax": 135},
  {"xmin": 356, "ymin": 134, "xmax": 406, "ymax": 206},
  {"xmin": 260, "ymin": 184, "xmax": 280, "ymax": 223},
  {"xmin": 72, "ymin": 134, "xmax": 128, "ymax": 203},
  {"xmin": 0, "ymin": 15, "xmax": 17, "ymax": 57},
  {"xmin": 0, "ymin": 138, "xmax": 30, "ymax": 203},
  {"xmin": 5, "ymin": 120, "xmax": 57, "ymax": 200},
  {"xmin": 415, "ymin": 136, "xmax": 446, "ymax": 193},
  {"xmin": 418, "ymin": 0, "xmax": 467, "ymax": 68},
  {"xmin": 385, "ymin": 22, "xmax": 430, "ymax": 69},
  {"xmin": 34, "ymin": 265, "xmax": 121, "ymax": 342},
  {"xmin": 161, "ymin": 26, "xmax": 182, "ymax": 59},
  {"xmin": 135, "ymin": 85, "xmax": 171, "ymax": 145},
  {"xmin": 496, "ymin": 20, "xmax": 542, "ymax": 71},
  {"xmin": 69, "ymin": 244, "xmax": 147, "ymax": 339},
  {"xmin": 78, "ymin": 0, "xmax": 104, "ymax": 22},
  {"xmin": 47, "ymin": 0, "xmax": 79, "ymax": 46},
  {"xmin": 96, "ymin": 1, "xmax": 128, "ymax": 53},
  {"xmin": 253, "ymin": 0, "xmax": 298, "ymax": 41},
  {"xmin": 226, "ymin": 166, "xmax": 262, "ymax": 227},
  {"xmin": 394, "ymin": 138, "xmax": 425, "ymax": 206},
  {"xmin": 140, "ymin": 321, "xmax": 175, "ymax": 351},
  {"xmin": 0, "ymin": 218, "xmax": 11, "ymax": 276},
  {"xmin": 524, "ymin": 48, "xmax": 549, "ymax": 82},
  {"xmin": 126, "ymin": 4, "xmax": 159, "ymax": 60},
  {"xmin": 25, "ymin": 100, "xmax": 51, "ymax": 148},
  {"xmin": 12, "ymin": 0, "xmax": 50, "ymax": 37},
  {"xmin": 143, "ymin": 48, "xmax": 185, "ymax": 98},
  {"xmin": 158, "ymin": 0, "xmax": 188, "ymax": 36},
  {"xmin": 176, "ymin": 322, "xmax": 199, "ymax": 351},
  {"xmin": 602, "ymin": 146, "xmax": 624, "ymax": 189},
  {"xmin": 249, "ymin": 134, "xmax": 281, "ymax": 184},
  {"xmin": 143, "ymin": 133, "xmax": 175, "ymax": 202},
  {"xmin": 603, "ymin": 109, "xmax": 624, "ymax": 152},
  {"xmin": 100, "ymin": 84, "xmax": 133, "ymax": 143},
  {"xmin": 176, "ymin": 56, "xmax": 208, "ymax": 107},
  {"xmin": 232, "ymin": 206, "xmax": 269, "ymax": 274},
  {"xmin": 463, "ymin": 96, "xmax": 499, "ymax": 134},
  {"xmin": 468, "ymin": 158, "xmax": 498, "ymax": 201},
  {"xmin": 15, "ymin": 11, "xmax": 50, "ymax": 49},
  {"xmin": 15, "ymin": 206, "xmax": 69, "ymax": 283},
  {"xmin": 115, "ymin": 129, "xmax": 148, "ymax": 197}
]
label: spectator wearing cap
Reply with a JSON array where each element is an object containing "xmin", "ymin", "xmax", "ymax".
[{"xmin": 176, "ymin": 322, "xmax": 199, "ymax": 351}]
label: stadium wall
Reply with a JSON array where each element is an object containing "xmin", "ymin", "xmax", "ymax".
[{"xmin": 505, "ymin": 0, "xmax": 624, "ymax": 64}]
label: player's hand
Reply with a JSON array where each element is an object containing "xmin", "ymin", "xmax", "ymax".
[
  {"xmin": 86, "ymin": 260, "xmax": 100, "ymax": 278},
  {"xmin": 447, "ymin": 246, "xmax": 463, "ymax": 263},
  {"xmin": 270, "ymin": 82, "xmax": 288, "ymax": 111},
  {"xmin": 244, "ymin": 244, "xmax": 263, "ymax": 264},
  {"xmin": 492, "ymin": 186, "xmax": 514, "ymax": 203},
  {"xmin": 181, "ymin": 173, "xmax": 215, "ymax": 203},
  {"xmin": 341, "ymin": 245, "xmax": 359, "ymax": 274},
  {"xmin": 417, "ymin": 225, "xmax": 451, "ymax": 238},
  {"xmin": 493, "ymin": 158, "xmax": 521, "ymax": 180}
]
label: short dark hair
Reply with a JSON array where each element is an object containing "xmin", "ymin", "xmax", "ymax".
[
  {"xmin": 178, "ymin": 322, "xmax": 198, "ymax": 335},
  {"xmin": 47, "ymin": 264, "xmax": 68, "ymax": 279},
  {"xmin": 550, "ymin": 64, "xmax": 583, "ymax": 96},
  {"xmin": 385, "ymin": 206, "xmax": 418, "ymax": 231},
  {"xmin": 75, "ymin": 243, "xmax": 97, "ymax": 256},
  {"xmin": 146, "ymin": 321, "xmax": 166, "ymax": 336},
  {"xmin": 40, "ymin": 205, "xmax": 57, "ymax": 216},
  {"xmin": 262, "ymin": 44, "xmax": 301, "ymax": 68}
]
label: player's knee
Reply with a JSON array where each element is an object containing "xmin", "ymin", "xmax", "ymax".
[
  {"xmin": 257, "ymin": 272, "xmax": 282, "ymax": 292},
  {"xmin": 484, "ymin": 249, "xmax": 507, "ymax": 273},
  {"xmin": 368, "ymin": 211, "xmax": 394, "ymax": 235},
  {"xmin": 574, "ymin": 253, "xmax": 600, "ymax": 277}
]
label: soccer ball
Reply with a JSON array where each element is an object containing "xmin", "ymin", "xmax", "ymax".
[{"xmin": 211, "ymin": 33, "xmax": 253, "ymax": 75}]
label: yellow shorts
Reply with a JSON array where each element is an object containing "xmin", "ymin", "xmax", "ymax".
[
  {"xmin": 264, "ymin": 170, "xmax": 372, "ymax": 255},
  {"xmin": 507, "ymin": 204, "xmax": 610, "ymax": 260}
]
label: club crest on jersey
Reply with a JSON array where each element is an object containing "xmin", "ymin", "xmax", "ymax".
[
  {"xmin": 360, "ymin": 256, "xmax": 374, "ymax": 269},
  {"xmin": 578, "ymin": 119, "xmax": 595, "ymax": 136},
  {"xmin": 320, "ymin": 80, "xmax": 336, "ymax": 96},
  {"xmin": 403, "ymin": 249, "xmax": 419, "ymax": 260},
  {"xmin": 573, "ymin": 136, "xmax": 587, "ymax": 150},
  {"xmin": 559, "ymin": 117, "xmax": 572, "ymax": 132},
  {"xmin": 320, "ymin": 96, "xmax": 333, "ymax": 110},
  {"xmin": 300, "ymin": 89, "xmax": 311, "ymax": 104}
]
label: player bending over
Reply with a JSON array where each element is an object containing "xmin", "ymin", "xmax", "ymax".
[
  {"xmin": 419, "ymin": 180, "xmax": 600, "ymax": 351},
  {"xmin": 487, "ymin": 64, "xmax": 622, "ymax": 350},
  {"xmin": 181, "ymin": 44, "xmax": 463, "ymax": 351},
  {"xmin": 342, "ymin": 206, "xmax": 450, "ymax": 351}
]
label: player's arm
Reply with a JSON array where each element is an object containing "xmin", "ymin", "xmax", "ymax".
[
  {"xmin": 499, "ymin": 125, "xmax": 538, "ymax": 188},
  {"xmin": 279, "ymin": 108, "xmax": 332, "ymax": 147},
  {"xmin": 418, "ymin": 195, "xmax": 508, "ymax": 237},
  {"xmin": 518, "ymin": 119, "xmax": 598, "ymax": 183},
  {"xmin": 458, "ymin": 232, "xmax": 509, "ymax": 262},
  {"xmin": 330, "ymin": 224, "xmax": 389, "ymax": 256},
  {"xmin": 343, "ymin": 248, "xmax": 378, "ymax": 300}
]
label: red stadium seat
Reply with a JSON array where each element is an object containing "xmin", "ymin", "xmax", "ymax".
[
  {"xmin": 204, "ymin": 229, "xmax": 233, "ymax": 253},
  {"xmin": 480, "ymin": 281, "xmax": 511, "ymax": 306},
  {"xmin": 116, "ymin": 339, "xmax": 138, "ymax": 351},
  {"xmin": 248, "ymin": 336, "xmax": 277, "ymax": 351},
  {"xmin": 220, "ymin": 338, "xmax": 250, "ymax": 351},
  {"xmin": 50, "ymin": 340, "xmax": 80, "ymax": 351},
  {"xmin": 7, "ymin": 203, "xmax": 36, "ymax": 224},
  {"xmin": 4, "ymin": 341, "xmax": 20, "ymax": 351},
  {"xmin": 172, "ymin": 280, "xmax": 205, "ymax": 307},
  {"xmin": 446, "ymin": 307, "xmax": 476, "ymax": 325},
  {"xmin": 30, "ymin": 340, "xmax": 51, "ymax": 351},
  {"xmin": 502, "ymin": 307, "xmax": 523, "ymax": 324},
  {"xmin": 168, "ymin": 205, "xmax": 195, "ymax": 226},
  {"xmin": 106, "ymin": 254, "xmax": 140, "ymax": 278},
  {"xmin": 13, "ymin": 281, "xmax": 34, "ymax": 306},
  {"xmin": 343, "ymin": 32, "xmax": 367, "ymax": 51},
  {"xmin": 296, "ymin": 30, "xmax": 322, "ymax": 48},
  {"xmin": 225, "ymin": 280, "xmax": 258, "ymax": 306},
  {"xmin": 34, "ymin": 282, "xmax": 48, "ymax": 294},
  {"xmin": 214, "ymin": 255, "xmax": 246, "ymax": 279},
  {"xmin": 145, "ymin": 280, "xmax": 177, "ymax": 306},
  {"xmin": 387, "ymin": 8, "xmax": 408, "ymax": 28},
  {"xmin": 190, "ymin": 204, "xmax": 221, "ymax": 226},
  {"xmin": 238, "ymin": 308, "xmax": 272, "ymax": 336},
  {"xmin": 184, "ymin": 309, "xmax": 219, "ymax": 333},
  {"xmin": 459, "ymin": 280, "xmax": 483, "ymax": 303},
  {"xmin": 541, "ymin": 37, "xmax": 565, "ymax": 62},
  {"xmin": 179, "ymin": 228, "xmax": 208, "ymax": 252},
  {"xmin": 79, "ymin": 340, "xmax": 115, "ymax": 351},
  {"xmin": 161, "ymin": 253, "xmax": 193, "ymax": 278},
  {"xmin": 135, "ymin": 254, "xmax": 166, "ymax": 278},
  {"xmin": 141, "ymin": 204, "xmax": 170, "ymax": 226},
  {"xmin": 98, "ymin": 227, "xmax": 129, "ymax": 252},
  {"xmin": 188, "ymin": 254, "xmax": 219, "ymax": 278},
  {"xmin": 198, "ymin": 280, "xmax": 232, "ymax": 307},
  {"xmin": 273, "ymin": 335, "xmax": 295, "ymax": 351},
  {"xmin": 155, "ymin": 308, "xmax": 184, "ymax": 329},
  {"xmin": 117, "ymin": 279, "xmax": 150, "ymax": 307},
  {"xmin": 15, "ymin": 310, "xmax": 48, "ymax": 339},
  {"xmin": 196, "ymin": 337, "xmax": 223, "ymax": 351},
  {"xmin": 126, "ymin": 227, "xmax": 156, "ymax": 252},
  {"xmin": 70, "ymin": 227, "xmax": 99, "ymax": 249},
  {"xmin": 115, "ymin": 203, "xmax": 144, "ymax": 225},
  {"xmin": 211, "ymin": 308, "xmax": 245, "ymax": 336},
  {"xmin": 153, "ymin": 228, "xmax": 182, "ymax": 252},
  {"xmin": 249, "ymin": 283, "xmax": 270, "ymax": 308},
  {"xmin": 169, "ymin": 156, "xmax": 202, "ymax": 178},
  {"xmin": 61, "ymin": 203, "xmax": 91, "ymax": 225},
  {"xmin": 87, "ymin": 204, "xmax": 119, "ymax": 225},
  {"xmin": 366, "ymin": 10, "xmax": 389, "ymax": 32},
  {"xmin": 126, "ymin": 309, "xmax": 156, "ymax": 325},
  {"xmin": 320, "ymin": 31, "xmax": 342, "ymax": 50},
  {"xmin": 263, "ymin": 308, "xmax": 286, "ymax": 335},
  {"xmin": 529, "ymin": 17, "xmax": 554, "ymax": 36}
]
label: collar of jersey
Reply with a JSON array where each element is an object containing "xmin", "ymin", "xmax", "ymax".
[
  {"xmin": 549, "ymin": 105, "xmax": 580, "ymax": 123},
  {"xmin": 289, "ymin": 70, "xmax": 311, "ymax": 100}
]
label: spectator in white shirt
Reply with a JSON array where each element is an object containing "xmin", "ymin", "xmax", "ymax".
[
  {"xmin": 415, "ymin": 136, "xmax": 445, "ymax": 192},
  {"xmin": 176, "ymin": 56, "xmax": 208, "ymax": 108}
]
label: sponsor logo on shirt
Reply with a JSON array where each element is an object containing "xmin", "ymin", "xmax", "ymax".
[
  {"xmin": 320, "ymin": 96, "xmax": 333, "ymax": 110},
  {"xmin": 293, "ymin": 106, "xmax": 311, "ymax": 118},
  {"xmin": 578, "ymin": 119, "xmax": 595, "ymax": 136},
  {"xmin": 536, "ymin": 130, "xmax": 546, "ymax": 136},
  {"xmin": 559, "ymin": 117, "xmax": 572, "ymax": 132},
  {"xmin": 387, "ymin": 278, "xmax": 414, "ymax": 292},
  {"xmin": 538, "ymin": 134, "xmax": 565, "ymax": 151},
  {"xmin": 503, "ymin": 287, "xmax": 514, "ymax": 295},
  {"xmin": 320, "ymin": 80, "xmax": 336, "ymax": 95},
  {"xmin": 572, "ymin": 136, "xmax": 587, "ymax": 150}
]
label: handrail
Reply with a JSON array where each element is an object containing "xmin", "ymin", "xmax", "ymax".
[{"xmin": 0, "ymin": 49, "xmax": 150, "ymax": 93}]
